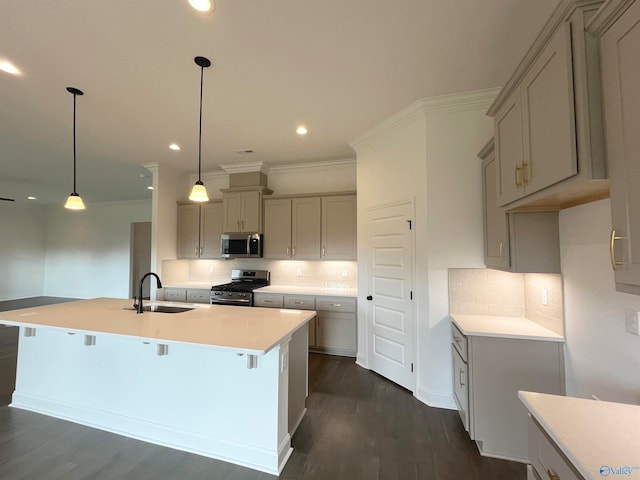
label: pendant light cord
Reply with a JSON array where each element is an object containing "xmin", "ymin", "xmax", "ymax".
[
  {"xmin": 198, "ymin": 64, "xmax": 204, "ymax": 183},
  {"xmin": 72, "ymin": 92, "xmax": 77, "ymax": 193}
]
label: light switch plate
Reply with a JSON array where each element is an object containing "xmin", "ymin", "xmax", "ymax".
[
  {"xmin": 541, "ymin": 288, "xmax": 548, "ymax": 306},
  {"xmin": 625, "ymin": 309, "xmax": 640, "ymax": 336}
]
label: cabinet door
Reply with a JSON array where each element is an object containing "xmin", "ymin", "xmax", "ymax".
[
  {"xmin": 495, "ymin": 90, "xmax": 525, "ymax": 206},
  {"xmin": 223, "ymin": 192, "xmax": 243, "ymax": 232},
  {"xmin": 177, "ymin": 204, "xmax": 201, "ymax": 259},
  {"xmin": 321, "ymin": 195, "xmax": 357, "ymax": 260},
  {"xmin": 601, "ymin": 1, "xmax": 640, "ymax": 294},
  {"xmin": 241, "ymin": 190, "xmax": 261, "ymax": 232},
  {"xmin": 200, "ymin": 202, "xmax": 223, "ymax": 259},
  {"xmin": 291, "ymin": 197, "xmax": 321, "ymax": 259},
  {"xmin": 264, "ymin": 198, "xmax": 292, "ymax": 258},
  {"xmin": 452, "ymin": 347, "xmax": 469, "ymax": 432},
  {"xmin": 482, "ymin": 149, "xmax": 510, "ymax": 269},
  {"xmin": 521, "ymin": 24, "xmax": 577, "ymax": 196},
  {"xmin": 315, "ymin": 312, "xmax": 356, "ymax": 354}
]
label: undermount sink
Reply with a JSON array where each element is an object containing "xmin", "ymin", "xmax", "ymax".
[{"xmin": 125, "ymin": 305, "xmax": 195, "ymax": 314}]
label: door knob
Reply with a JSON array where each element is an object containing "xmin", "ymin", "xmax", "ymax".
[{"xmin": 366, "ymin": 295, "xmax": 373, "ymax": 301}]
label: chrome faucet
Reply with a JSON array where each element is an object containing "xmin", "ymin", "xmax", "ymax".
[{"xmin": 136, "ymin": 272, "xmax": 163, "ymax": 314}]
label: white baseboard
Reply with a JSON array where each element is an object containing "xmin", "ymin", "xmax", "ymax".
[
  {"xmin": 355, "ymin": 354, "xmax": 368, "ymax": 369},
  {"xmin": 289, "ymin": 407, "xmax": 307, "ymax": 436},
  {"xmin": 415, "ymin": 386, "xmax": 457, "ymax": 410},
  {"xmin": 11, "ymin": 391, "xmax": 287, "ymax": 475}
]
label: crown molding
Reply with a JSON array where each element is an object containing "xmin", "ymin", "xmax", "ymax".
[
  {"xmin": 587, "ymin": 0, "xmax": 635, "ymax": 37},
  {"xmin": 219, "ymin": 161, "xmax": 270, "ymax": 175},
  {"xmin": 349, "ymin": 88, "xmax": 500, "ymax": 151},
  {"xmin": 269, "ymin": 158, "xmax": 356, "ymax": 174}
]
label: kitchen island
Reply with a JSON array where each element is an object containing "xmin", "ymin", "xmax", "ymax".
[{"xmin": 0, "ymin": 298, "xmax": 315, "ymax": 475}]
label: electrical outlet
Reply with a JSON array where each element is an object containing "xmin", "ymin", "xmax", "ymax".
[
  {"xmin": 209, "ymin": 266, "xmax": 214, "ymax": 273},
  {"xmin": 541, "ymin": 288, "xmax": 548, "ymax": 306},
  {"xmin": 296, "ymin": 267, "xmax": 303, "ymax": 277},
  {"xmin": 341, "ymin": 269, "xmax": 349, "ymax": 278},
  {"xmin": 625, "ymin": 309, "xmax": 640, "ymax": 336}
]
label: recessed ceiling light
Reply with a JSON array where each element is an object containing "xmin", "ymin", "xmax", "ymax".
[
  {"xmin": 0, "ymin": 60, "xmax": 21, "ymax": 75},
  {"xmin": 27, "ymin": 196, "xmax": 36, "ymax": 200},
  {"xmin": 296, "ymin": 126, "xmax": 308, "ymax": 135},
  {"xmin": 188, "ymin": 0, "xmax": 214, "ymax": 12},
  {"xmin": 169, "ymin": 143, "xmax": 181, "ymax": 151}
]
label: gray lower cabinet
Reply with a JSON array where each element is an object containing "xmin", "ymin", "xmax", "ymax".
[
  {"xmin": 253, "ymin": 292, "xmax": 356, "ymax": 357},
  {"xmin": 162, "ymin": 287, "xmax": 210, "ymax": 304},
  {"xmin": 451, "ymin": 323, "xmax": 565, "ymax": 462}
]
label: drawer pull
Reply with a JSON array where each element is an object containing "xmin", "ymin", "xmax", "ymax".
[
  {"xmin": 292, "ymin": 301, "xmax": 303, "ymax": 305},
  {"xmin": 331, "ymin": 303, "xmax": 341, "ymax": 307},
  {"xmin": 264, "ymin": 300, "xmax": 273, "ymax": 303},
  {"xmin": 546, "ymin": 469, "xmax": 560, "ymax": 480},
  {"xmin": 459, "ymin": 368, "xmax": 465, "ymax": 387},
  {"xmin": 515, "ymin": 164, "xmax": 523, "ymax": 187}
]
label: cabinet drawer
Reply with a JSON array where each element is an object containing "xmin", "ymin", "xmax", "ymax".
[
  {"xmin": 163, "ymin": 288, "xmax": 187, "ymax": 302},
  {"xmin": 284, "ymin": 295, "xmax": 315, "ymax": 310},
  {"xmin": 315, "ymin": 296, "xmax": 356, "ymax": 313},
  {"xmin": 187, "ymin": 289, "xmax": 210, "ymax": 304},
  {"xmin": 528, "ymin": 416, "xmax": 582, "ymax": 480},
  {"xmin": 451, "ymin": 322, "xmax": 468, "ymax": 361},
  {"xmin": 253, "ymin": 294, "xmax": 284, "ymax": 308}
]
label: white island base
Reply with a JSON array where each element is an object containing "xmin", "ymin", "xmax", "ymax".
[{"xmin": 10, "ymin": 320, "xmax": 308, "ymax": 475}]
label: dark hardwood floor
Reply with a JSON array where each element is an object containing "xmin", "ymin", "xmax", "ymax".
[{"xmin": 0, "ymin": 297, "xmax": 525, "ymax": 480}]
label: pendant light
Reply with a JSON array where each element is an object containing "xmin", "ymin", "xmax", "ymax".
[
  {"xmin": 64, "ymin": 87, "xmax": 86, "ymax": 210},
  {"xmin": 189, "ymin": 56, "xmax": 211, "ymax": 202}
]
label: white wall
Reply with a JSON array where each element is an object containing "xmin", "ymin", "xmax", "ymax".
[
  {"xmin": 0, "ymin": 202, "xmax": 47, "ymax": 300},
  {"xmin": 560, "ymin": 199, "xmax": 640, "ymax": 405},
  {"xmin": 352, "ymin": 90, "xmax": 497, "ymax": 408},
  {"xmin": 43, "ymin": 200, "xmax": 151, "ymax": 299}
]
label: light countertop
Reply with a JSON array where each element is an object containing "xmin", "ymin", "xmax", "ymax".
[
  {"xmin": 255, "ymin": 285, "xmax": 357, "ymax": 297},
  {"xmin": 0, "ymin": 298, "xmax": 315, "ymax": 355},
  {"xmin": 519, "ymin": 391, "xmax": 640, "ymax": 479},
  {"xmin": 450, "ymin": 313, "xmax": 564, "ymax": 342}
]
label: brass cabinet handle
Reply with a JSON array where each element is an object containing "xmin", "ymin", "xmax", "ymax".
[
  {"xmin": 292, "ymin": 246, "xmax": 296, "ymax": 257},
  {"xmin": 236, "ymin": 220, "xmax": 240, "ymax": 230},
  {"xmin": 286, "ymin": 246, "xmax": 290, "ymax": 256},
  {"xmin": 459, "ymin": 368, "xmax": 465, "ymax": 387},
  {"xmin": 522, "ymin": 161, "xmax": 529, "ymax": 185},
  {"xmin": 241, "ymin": 220, "xmax": 244, "ymax": 230},
  {"xmin": 194, "ymin": 246, "xmax": 198, "ymax": 255},
  {"xmin": 610, "ymin": 230, "xmax": 626, "ymax": 270},
  {"xmin": 292, "ymin": 301, "xmax": 304, "ymax": 305},
  {"xmin": 515, "ymin": 165, "xmax": 523, "ymax": 187},
  {"xmin": 546, "ymin": 469, "xmax": 560, "ymax": 480},
  {"xmin": 499, "ymin": 242, "xmax": 504, "ymax": 258},
  {"xmin": 331, "ymin": 303, "xmax": 341, "ymax": 307},
  {"xmin": 199, "ymin": 247, "xmax": 203, "ymax": 256},
  {"xmin": 322, "ymin": 246, "xmax": 326, "ymax": 256}
]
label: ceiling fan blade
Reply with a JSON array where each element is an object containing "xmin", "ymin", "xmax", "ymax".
[{"xmin": 0, "ymin": 197, "xmax": 16, "ymax": 202}]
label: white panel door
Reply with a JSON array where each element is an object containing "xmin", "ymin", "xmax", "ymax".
[{"xmin": 366, "ymin": 202, "xmax": 414, "ymax": 390}]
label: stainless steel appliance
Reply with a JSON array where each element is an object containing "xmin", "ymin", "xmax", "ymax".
[
  {"xmin": 210, "ymin": 269, "xmax": 270, "ymax": 307},
  {"xmin": 220, "ymin": 233, "xmax": 262, "ymax": 258}
]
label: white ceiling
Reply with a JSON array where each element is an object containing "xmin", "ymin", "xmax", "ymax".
[{"xmin": 0, "ymin": 0, "xmax": 560, "ymax": 205}]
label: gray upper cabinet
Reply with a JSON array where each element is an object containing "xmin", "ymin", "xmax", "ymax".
[
  {"xmin": 263, "ymin": 193, "xmax": 356, "ymax": 261},
  {"xmin": 591, "ymin": 0, "xmax": 640, "ymax": 294},
  {"xmin": 488, "ymin": 0, "xmax": 607, "ymax": 211},
  {"xmin": 321, "ymin": 195, "xmax": 357, "ymax": 260},
  {"xmin": 480, "ymin": 140, "xmax": 561, "ymax": 273},
  {"xmin": 263, "ymin": 197, "xmax": 321, "ymax": 259},
  {"xmin": 221, "ymin": 187, "xmax": 271, "ymax": 233},
  {"xmin": 481, "ymin": 141, "xmax": 510, "ymax": 269},
  {"xmin": 177, "ymin": 202, "xmax": 223, "ymax": 259}
]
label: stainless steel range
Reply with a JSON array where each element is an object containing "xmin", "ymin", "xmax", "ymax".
[{"xmin": 210, "ymin": 269, "xmax": 270, "ymax": 307}]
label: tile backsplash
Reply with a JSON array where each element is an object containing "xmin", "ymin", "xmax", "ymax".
[
  {"xmin": 449, "ymin": 268, "xmax": 564, "ymax": 335},
  {"xmin": 162, "ymin": 258, "xmax": 357, "ymax": 289}
]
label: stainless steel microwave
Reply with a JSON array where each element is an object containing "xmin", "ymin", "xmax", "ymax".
[{"xmin": 221, "ymin": 233, "xmax": 263, "ymax": 258}]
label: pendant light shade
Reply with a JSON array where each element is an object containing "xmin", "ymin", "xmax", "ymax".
[
  {"xmin": 189, "ymin": 56, "xmax": 211, "ymax": 202},
  {"xmin": 64, "ymin": 87, "xmax": 86, "ymax": 210}
]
